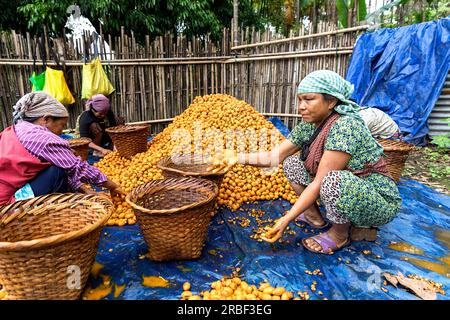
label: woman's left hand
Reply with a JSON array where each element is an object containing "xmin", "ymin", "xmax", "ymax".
[{"xmin": 261, "ymin": 216, "xmax": 290, "ymax": 243}]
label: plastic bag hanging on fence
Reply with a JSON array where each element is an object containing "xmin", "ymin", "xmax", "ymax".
[
  {"xmin": 29, "ymin": 39, "xmax": 46, "ymax": 92},
  {"xmin": 43, "ymin": 67, "xmax": 75, "ymax": 105},
  {"xmin": 81, "ymin": 57, "xmax": 115, "ymax": 99},
  {"xmin": 29, "ymin": 71, "xmax": 46, "ymax": 92},
  {"xmin": 42, "ymin": 40, "xmax": 76, "ymax": 106}
]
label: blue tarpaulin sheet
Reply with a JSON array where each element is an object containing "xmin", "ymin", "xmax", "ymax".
[
  {"xmin": 89, "ymin": 180, "xmax": 449, "ymax": 300},
  {"xmin": 85, "ymin": 118, "xmax": 450, "ymax": 300},
  {"xmin": 346, "ymin": 17, "xmax": 450, "ymax": 145}
]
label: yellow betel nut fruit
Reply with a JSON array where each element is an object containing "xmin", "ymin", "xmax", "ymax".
[{"xmin": 95, "ymin": 94, "xmax": 297, "ymax": 226}]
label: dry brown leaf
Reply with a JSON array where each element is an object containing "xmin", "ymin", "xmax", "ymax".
[
  {"xmin": 382, "ymin": 272, "xmax": 398, "ymax": 288},
  {"xmin": 383, "ymin": 272, "xmax": 437, "ymax": 300}
]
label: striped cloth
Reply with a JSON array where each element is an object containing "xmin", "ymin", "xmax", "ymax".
[{"xmin": 14, "ymin": 120, "xmax": 107, "ymax": 191}]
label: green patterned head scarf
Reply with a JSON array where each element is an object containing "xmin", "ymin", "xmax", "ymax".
[
  {"xmin": 298, "ymin": 70, "xmax": 385, "ymax": 155},
  {"xmin": 297, "ymin": 70, "xmax": 363, "ymax": 121}
]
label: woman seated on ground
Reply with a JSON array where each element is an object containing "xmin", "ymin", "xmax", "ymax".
[
  {"xmin": 78, "ymin": 94, "xmax": 124, "ymax": 157},
  {"xmin": 227, "ymin": 70, "xmax": 402, "ymax": 254},
  {"xmin": 0, "ymin": 92, "xmax": 124, "ymax": 205}
]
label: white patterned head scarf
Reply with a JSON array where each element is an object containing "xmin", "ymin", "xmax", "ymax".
[
  {"xmin": 13, "ymin": 92, "xmax": 68, "ymax": 124},
  {"xmin": 297, "ymin": 70, "xmax": 363, "ymax": 121}
]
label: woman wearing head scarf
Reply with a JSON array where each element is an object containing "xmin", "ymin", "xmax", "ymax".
[
  {"xmin": 77, "ymin": 94, "xmax": 124, "ymax": 157},
  {"xmin": 0, "ymin": 92, "xmax": 125, "ymax": 205},
  {"xmin": 225, "ymin": 70, "xmax": 401, "ymax": 254}
]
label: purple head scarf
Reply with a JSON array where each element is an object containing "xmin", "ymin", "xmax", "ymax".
[{"xmin": 86, "ymin": 94, "xmax": 110, "ymax": 113}]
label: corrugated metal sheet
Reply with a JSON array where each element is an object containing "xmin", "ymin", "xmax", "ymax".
[{"xmin": 428, "ymin": 71, "xmax": 450, "ymax": 137}]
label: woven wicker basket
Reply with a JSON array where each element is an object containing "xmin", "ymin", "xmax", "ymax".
[
  {"xmin": 0, "ymin": 194, "xmax": 113, "ymax": 300},
  {"xmin": 126, "ymin": 177, "xmax": 218, "ymax": 262},
  {"xmin": 106, "ymin": 124, "xmax": 150, "ymax": 159},
  {"xmin": 68, "ymin": 138, "xmax": 91, "ymax": 161},
  {"xmin": 157, "ymin": 154, "xmax": 229, "ymax": 188},
  {"xmin": 378, "ymin": 139, "xmax": 415, "ymax": 182}
]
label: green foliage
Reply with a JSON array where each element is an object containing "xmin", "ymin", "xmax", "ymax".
[
  {"xmin": 336, "ymin": 0, "xmax": 368, "ymax": 29},
  {"xmin": 428, "ymin": 164, "xmax": 450, "ymax": 179},
  {"xmin": 431, "ymin": 118, "xmax": 450, "ymax": 150},
  {"xmin": 17, "ymin": 0, "xmax": 70, "ymax": 34},
  {"xmin": 421, "ymin": 146, "xmax": 450, "ymax": 186},
  {"xmin": 336, "ymin": 0, "xmax": 349, "ymax": 28},
  {"xmin": 0, "ymin": 0, "xmax": 28, "ymax": 32},
  {"xmin": 370, "ymin": 0, "xmax": 450, "ymax": 28},
  {"xmin": 4, "ymin": 0, "xmax": 262, "ymax": 42},
  {"xmin": 356, "ymin": 0, "xmax": 367, "ymax": 22}
]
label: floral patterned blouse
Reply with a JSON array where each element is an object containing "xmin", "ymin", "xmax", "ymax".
[
  {"xmin": 287, "ymin": 115, "xmax": 402, "ymax": 227},
  {"xmin": 288, "ymin": 116, "xmax": 385, "ymax": 171}
]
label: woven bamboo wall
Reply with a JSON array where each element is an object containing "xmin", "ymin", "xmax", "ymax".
[{"xmin": 0, "ymin": 23, "xmax": 366, "ymax": 133}]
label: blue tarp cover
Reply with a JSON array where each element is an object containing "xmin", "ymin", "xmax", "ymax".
[
  {"xmin": 89, "ymin": 180, "xmax": 449, "ymax": 300},
  {"xmin": 86, "ymin": 119, "xmax": 450, "ymax": 300},
  {"xmin": 346, "ymin": 17, "xmax": 450, "ymax": 145}
]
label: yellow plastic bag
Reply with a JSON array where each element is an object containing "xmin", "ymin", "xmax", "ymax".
[
  {"xmin": 43, "ymin": 67, "xmax": 75, "ymax": 105},
  {"xmin": 81, "ymin": 58, "xmax": 115, "ymax": 100}
]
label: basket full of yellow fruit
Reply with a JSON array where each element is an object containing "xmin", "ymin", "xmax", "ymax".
[
  {"xmin": 68, "ymin": 137, "xmax": 91, "ymax": 161},
  {"xmin": 126, "ymin": 177, "xmax": 218, "ymax": 261},
  {"xmin": 105, "ymin": 124, "xmax": 150, "ymax": 159}
]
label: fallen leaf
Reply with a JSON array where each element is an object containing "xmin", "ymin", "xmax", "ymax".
[
  {"xmin": 383, "ymin": 272, "xmax": 437, "ymax": 300},
  {"xmin": 382, "ymin": 273, "xmax": 398, "ymax": 288}
]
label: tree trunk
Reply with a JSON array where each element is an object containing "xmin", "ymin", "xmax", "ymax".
[
  {"xmin": 294, "ymin": 0, "xmax": 300, "ymax": 24},
  {"xmin": 347, "ymin": 0, "xmax": 355, "ymax": 27},
  {"xmin": 312, "ymin": 0, "xmax": 318, "ymax": 33},
  {"xmin": 331, "ymin": 0, "xmax": 337, "ymax": 27}
]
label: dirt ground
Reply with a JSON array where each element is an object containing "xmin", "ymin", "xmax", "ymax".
[{"xmin": 402, "ymin": 147, "xmax": 450, "ymax": 196}]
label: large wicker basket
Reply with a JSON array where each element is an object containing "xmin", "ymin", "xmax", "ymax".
[
  {"xmin": 106, "ymin": 124, "xmax": 150, "ymax": 159},
  {"xmin": 126, "ymin": 177, "xmax": 218, "ymax": 262},
  {"xmin": 157, "ymin": 154, "xmax": 229, "ymax": 188},
  {"xmin": 378, "ymin": 139, "xmax": 415, "ymax": 182},
  {"xmin": 0, "ymin": 194, "xmax": 113, "ymax": 300},
  {"xmin": 68, "ymin": 137, "xmax": 91, "ymax": 161}
]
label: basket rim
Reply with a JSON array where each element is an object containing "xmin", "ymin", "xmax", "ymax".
[
  {"xmin": 377, "ymin": 139, "xmax": 416, "ymax": 152},
  {"xmin": 125, "ymin": 177, "xmax": 218, "ymax": 215},
  {"xmin": 156, "ymin": 155, "xmax": 230, "ymax": 177},
  {"xmin": 68, "ymin": 137, "xmax": 92, "ymax": 147},
  {"xmin": 105, "ymin": 124, "xmax": 150, "ymax": 134},
  {"xmin": 0, "ymin": 193, "xmax": 113, "ymax": 252}
]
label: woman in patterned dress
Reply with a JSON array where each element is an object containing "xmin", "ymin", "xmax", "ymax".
[{"xmin": 232, "ymin": 70, "xmax": 402, "ymax": 254}]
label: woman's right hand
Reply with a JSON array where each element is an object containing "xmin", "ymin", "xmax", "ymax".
[
  {"xmin": 206, "ymin": 150, "xmax": 238, "ymax": 172},
  {"xmin": 101, "ymin": 148, "xmax": 112, "ymax": 156},
  {"xmin": 260, "ymin": 217, "xmax": 290, "ymax": 243}
]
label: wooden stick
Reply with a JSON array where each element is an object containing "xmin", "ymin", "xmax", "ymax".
[{"xmin": 231, "ymin": 25, "xmax": 368, "ymax": 50}]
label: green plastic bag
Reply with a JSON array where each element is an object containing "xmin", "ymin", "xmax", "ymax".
[{"xmin": 29, "ymin": 71, "xmax": 46, "ymax": 92}]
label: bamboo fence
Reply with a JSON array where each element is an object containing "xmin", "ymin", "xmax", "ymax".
[{"xmin": 0, "ymin": 23, "xmax": 367, "ymax": 133}]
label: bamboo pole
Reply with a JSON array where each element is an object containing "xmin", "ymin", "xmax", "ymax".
[{"xmin": 231, "ymin": 25, "xmax": 369, "ymax": 50}]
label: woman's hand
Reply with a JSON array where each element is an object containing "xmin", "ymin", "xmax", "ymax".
[
  {"xmin": 78, "ymin": 185, "xmax": 96, "ymax": 195},
  {"xmin": 261, "ymin": 216, "xmax": 290, "ymax": 243},
  {"xmin": 101, "ymin": 148, "xmax": 112, "ymax": 156},
  {"xmin": 102, "ymin": 179, "xmax": 126, "ymax": 197},
  {"xmin": 206, "ymin": 150, "xmax": 238, "ymax": 173},
  {"xmin": 110, "ymin": 185, "xmax": 126, "ymax": 197}
]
